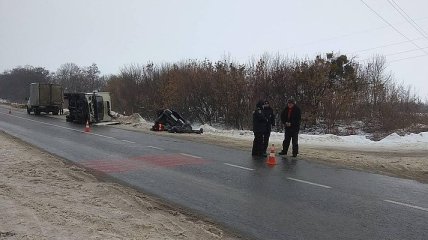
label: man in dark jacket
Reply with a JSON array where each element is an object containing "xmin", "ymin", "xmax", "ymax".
[
  {"xmin": 261, "ymin": 100, "xmax": 275, "ymax": 154},
  {"xmin": 252, "ymin": 100, "xmax": 269, "ymax": 156},
  {"xmin": 279, "ymin": 98, "xmax": 301, "ymax": 157}
]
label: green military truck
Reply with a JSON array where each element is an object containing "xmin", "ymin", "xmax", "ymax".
[{"xmin": 27, "ymin": 83, "xmax": 63, "ymax": 115}]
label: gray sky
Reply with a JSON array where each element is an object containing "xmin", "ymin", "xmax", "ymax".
[{"xmin": 1, "ymin": 0, "xmax": 427, "ymax": 99}]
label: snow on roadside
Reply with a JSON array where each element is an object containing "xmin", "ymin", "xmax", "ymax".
[
  {"xmin": 114, "ymin": 113, "xmax": 153, "ymax": 128},
  {"xmin": 194, "ymin": 124, "xmax": 428, "ymax": 151},
  {"xmin": 117, "ymin": 116, "xmax": 428, "ymax": 151}
]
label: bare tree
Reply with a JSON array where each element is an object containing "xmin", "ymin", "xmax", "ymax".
[{"xmin": 0, "ymin": 66, "xmax": 50, "ymax": 103}]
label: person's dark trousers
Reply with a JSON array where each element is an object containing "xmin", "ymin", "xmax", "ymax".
[
  {"xmin": 252, "ymin": 132, "xmax": 264, "ymax": 155},
  {"xmin": 282, "ymin": 131, "xmax": 299, "ymax": 156},
  {"xmin": 262, "ymin": 132, "xmax": 271, "ymax": 154}
]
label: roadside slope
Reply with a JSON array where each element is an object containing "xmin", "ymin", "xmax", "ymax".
[{"xmin": 0, "ymin": 131, "xmax": 241, "ymax": 240}]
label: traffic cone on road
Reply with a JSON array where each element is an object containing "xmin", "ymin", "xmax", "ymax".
[
  {"xmin": 84, "ymin": 120, "xmax": 90, "ymax": 133},
  {"xmin": 266, "ymin": 144, "xmax": 277, "ymax": 166}
]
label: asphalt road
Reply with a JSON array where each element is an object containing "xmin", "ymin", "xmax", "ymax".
[{"xmin": 1, "ymin": 105, "xmax": 427, "ymax": 240}]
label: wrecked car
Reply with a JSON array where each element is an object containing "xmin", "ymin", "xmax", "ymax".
[{"xmin": 151, "ymin": 109, "xmax": 203, "ymax": 134}]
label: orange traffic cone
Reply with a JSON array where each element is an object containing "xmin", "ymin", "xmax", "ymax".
[
  {"xmin": 266, "ymin": 144, "xmax": 277, "ymax": 166},
  {"xmin": 84, "ymin": 120, "xmax": 90, "ymax": 133},
  {"xmin": 158, "ymin": 123, "xmax": 163, "ymax": 131}
]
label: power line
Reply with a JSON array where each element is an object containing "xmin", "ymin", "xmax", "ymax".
[
  {"xmin": 350, "ymin": 37, "xmax": 425, "ymax": 54},
  {"xmin": 390, "ymin": 0, "xmax": 428, "ymax": 38},
  {"xmin": 389, "ymin": 54, "xmax": 428, "ymax": 63},
  {"xmin": 386, "ymin": 46, "xmax": 428, "ymax": 57},
  {"xmin": 359, "ymin": 0, "xmax": 428, "ymax": 55},
  {"xmin": 359, "ymin": 47, "xmax": 428, "ymax": 63},
  {"xmin": 387, "ymin": 0, "xmax": 428, "ymax": 40},
  {"xmin": 285, "ymin": 16, "xmax": 428, "ymax": 52}
]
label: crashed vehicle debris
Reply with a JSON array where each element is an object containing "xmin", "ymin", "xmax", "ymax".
[{"xmin": 151, "ymin": 109, "xmax": 203, "ymax": 134}]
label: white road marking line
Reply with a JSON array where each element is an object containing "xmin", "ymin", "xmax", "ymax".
[
  {"xmin": 180, "ymin": 153, "xmax": 202, "ymax": 159},
  {"xmin": 287, "ymin": 177, "xmax": 332, "ymax": 189},
  {"xmin": 121, "ymin": 139, "xmax": 136, "ymax": 144},
  {"xmin": 384, "ymin": 200, "xmax": 428, "ymax": 212},
  {"xmin": 146, "ymin": 146, "xmax": 165, "ymax": 151},
  {"xmin": 3, "ymin": 113, "xmax": 82, "ymax": 132},
  {"xmin": 3, "ymin": 113, "xmax": 120, "ymax": 141},
  {"xmin": 90, "ymin": 133, "xmax": 115, "ymax": 139},
  {"xmin": 223, "ymin": 163, "xmax": 255, "ymax": 171}
]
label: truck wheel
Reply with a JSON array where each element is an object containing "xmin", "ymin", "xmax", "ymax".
[
  {"xmin": 34, "ymin": 109, "xmax": 40, "ymax": 115},
  {"xmin": 52, "ymin": 110, "xmax": 59, "ymax": 115}
]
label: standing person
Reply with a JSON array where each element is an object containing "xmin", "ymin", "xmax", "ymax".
[
  {"xmin": 59, "ymin": 104, "xmax": 64, "ymax": 115},
  {"xmin": 252, "ymin": 100, "xmax": 269, "ymax": 157},
  {"xmin": 279, "ymin": 98, "xmax": 301, "ymax": 157},
  {"xmin": 261, "ymin": 100, "xmax": 275, "ymax": 154}
]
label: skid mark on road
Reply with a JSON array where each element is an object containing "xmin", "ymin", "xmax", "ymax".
[
  {"xmin": 80, "ymin": 159, "xmax": 143, "ymax": 173},
  {"xmin": 80, "ymin": 154, "xmax": 207, "ymax": 173},
  {"xmin": 133, "ymin": 154, "xmax": 206, "ymax": 167}
]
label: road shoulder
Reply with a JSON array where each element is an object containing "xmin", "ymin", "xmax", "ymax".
[{"xmin": 0, "ymin": 131, "xmax": 241, "ymax": 240}]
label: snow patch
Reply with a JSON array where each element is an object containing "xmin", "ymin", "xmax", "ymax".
[{"xmin": 116, "ymin": 114, "xmax": 428, "ymax": 151}]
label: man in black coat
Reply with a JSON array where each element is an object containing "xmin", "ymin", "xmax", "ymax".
[
  {"xmin": 261, "ymin": 100, "xmax": 275, "ymax": 154},
  {"xmin": 252, "ymin": 100, "xmax": 269, "ymax": 156},
  {"xmin": 279, "ymin": 98, "xmax": 301, "ymax": 157}
]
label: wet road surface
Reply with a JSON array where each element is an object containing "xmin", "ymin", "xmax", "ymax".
[{"xmin": 1, "ymin": 105, "xmax": 427, "ymax": 240}]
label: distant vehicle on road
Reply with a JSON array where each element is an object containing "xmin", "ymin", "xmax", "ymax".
[{"xmin": 26, "ymin": 83, "xmax": 63, "ymax": 115}]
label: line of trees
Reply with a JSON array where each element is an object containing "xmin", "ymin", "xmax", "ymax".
[
  {"xmin": 1, "ymin": 53, "xmax": 427, "ymax": 134},
  {"xmin": 0, "ymin": 63, "xmax": 106, "ymax": 103},
  {"xmin": 104, "ymin": 53, "xmax": 427, "ymax": 134}
]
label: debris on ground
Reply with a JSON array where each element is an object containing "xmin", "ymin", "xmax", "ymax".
[{"xmin": 151, "ymin": 109, "xmax": 203, "ymax": 134}]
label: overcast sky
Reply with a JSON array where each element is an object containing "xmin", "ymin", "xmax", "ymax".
[{"xmin": 1, "ymin": 0, "xmax": 427, "ymax": 99}]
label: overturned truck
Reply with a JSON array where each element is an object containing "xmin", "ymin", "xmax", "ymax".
[
  {"xmin": 65, "ymin": 92, "xmax": 113, "ymax": 124},
  {"xmin": 151, "ymin": 109, "xmax": 203, "ymax": 134}
]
